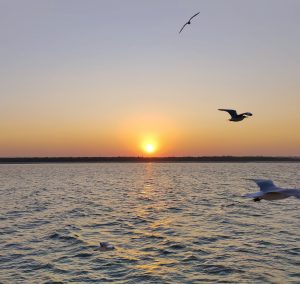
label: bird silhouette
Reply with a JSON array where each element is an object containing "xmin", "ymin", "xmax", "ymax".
[
  {"xmin": 218, "ymin": 109, "xmax": 253, "ymax": 122},
  {"xmin": 179, "ymin": 12, "xmax": 200, "ymax": 34}
]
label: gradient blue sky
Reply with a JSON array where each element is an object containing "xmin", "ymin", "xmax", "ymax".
[{"xmin": 1, "ymin": 0, "xmax": 299, "ymax": 156}]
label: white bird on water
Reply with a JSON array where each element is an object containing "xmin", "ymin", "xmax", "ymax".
[
  {"xmin": 218, "ymin": 109, "xmax": 253, "ymax": 122},
  {"xmin": 99, "ymin": 242, "xmax": 115, "ymax": 251},
  {"xmin": 243, "ymin": 179, "xmax": 300, "ymax": 202}
]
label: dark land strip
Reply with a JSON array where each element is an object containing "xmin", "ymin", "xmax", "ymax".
[{"xmin": 0, "ymin": 156, "xmax": 299, "ymax": 164}]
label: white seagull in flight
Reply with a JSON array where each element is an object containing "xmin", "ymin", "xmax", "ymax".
[
  {"xmin": 243, "ymin": 179, "xmax": 300, "ymax": 202},
  {"xmin": 179, "ymin": 12, "xmax": 200, "ymax": 34},
  {"xmin": 218, "ymin": 109, "xmax": 253, "ymax": 122}
]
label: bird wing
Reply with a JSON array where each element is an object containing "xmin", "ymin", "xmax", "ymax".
[
  {"xmin": 248, "ymin": 179, "xmax": 279, "ymax": 192},
  {"xmin": 179, "ymin": 23, "xmax": 188, "ymax": 33},
  {"xmin": 241, "ymin": 112, "xmax": 253, "ymax": 116},
  {"xmin": 280, "ymin": 189, "xmax": 300, "ymax": 199},
  {"xmin": 189, "ymin": 12, "xmax": 200, "ymax": 22},
  {"xmin": 218, "ymin": 109, "xmax": 237, "ymax": 117}
]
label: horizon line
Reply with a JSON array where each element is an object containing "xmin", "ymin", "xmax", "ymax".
[{"xmin": 0, "ymin": 156, "xmax": 299, "ymax": 164}]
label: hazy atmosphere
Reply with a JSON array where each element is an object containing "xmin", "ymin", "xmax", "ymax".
[{"xmin": 1, "ymin": 0, "xmax": 299, "ymax": 156}]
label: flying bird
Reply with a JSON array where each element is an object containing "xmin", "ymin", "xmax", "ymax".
[
  {"xmin": 218, "ymin": 109, "xmax": 253, "ymax": 122},
  {"xmin": 179, "ymin": 12, "xmax": 200, "ymax": 34},
  {"xmin": 243, "ymin": 179, "xmax": 300, "ymax": 202}
]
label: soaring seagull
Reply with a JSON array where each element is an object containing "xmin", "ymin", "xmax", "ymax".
[
  {"xmin": 243, "ymin": 179, "xmax": 300, "ymax": 202},
  {"xmin": 179, "ymin": 12, "xmax": 200, "ymax": 33},
  {"xmin": 218, "ymin": 109, "xmax": 253, "ymax": 122}
]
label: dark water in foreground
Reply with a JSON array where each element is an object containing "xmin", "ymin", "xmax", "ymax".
[{"xmin": 0, "ymin": 163, "xmax": 299, "ymax": 283}]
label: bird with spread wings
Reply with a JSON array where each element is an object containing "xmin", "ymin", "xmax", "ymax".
[
  {"xmin": 179, "ymin": 12, "xmax": 200, "ymax": 33},
  {"xmin": 218, "ymin": 109, "xmax": 253, "ymax": 122},
  {"xmin": 243, "ymin": 179, "xmax": 300, "ymax": 202}
]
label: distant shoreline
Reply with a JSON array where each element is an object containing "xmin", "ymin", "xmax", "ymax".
[{"xmin": 0, "ymin": 156, "xmax": 299, "ymax": 164}]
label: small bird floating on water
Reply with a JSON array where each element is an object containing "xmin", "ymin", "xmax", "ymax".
[
  {"xmin": 99, "ymin": 242, "xmax": 115, "ymax": 251},
  {"xmin": 218, "ymin": 109, "xmax": 253, "ymax": 122},
  {"xmin": 179, "ymin": 12, "xmax": 200, "ymax": 33},
  {"xmin": 243, "ymin": 179, "xmax": 300, "ymax": 202}
]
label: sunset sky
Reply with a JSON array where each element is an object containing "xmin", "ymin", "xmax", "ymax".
[{"xmin": 1, "ymin": 0, "xmax": 299, "ymax": 157}]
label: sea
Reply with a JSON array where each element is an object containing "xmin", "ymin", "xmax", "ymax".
[{"xmin": 0, "ymin": 163, "xmax": 299, "ymax": 284}]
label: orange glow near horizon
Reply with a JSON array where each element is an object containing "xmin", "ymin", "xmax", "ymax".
[
  {"xmin": 1, "ymin": 106, "xmax": 300, "ymax": 157},
  {"xmin": 116, "ymin": 111, "xmax": 182, "ymax": 156},
  {"xmin": 140, "ymin": 134, "xmax": 159, "ymax": 156}
]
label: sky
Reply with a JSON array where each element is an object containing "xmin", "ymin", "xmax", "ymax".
[{"xmin": 0, "ymin": 0, "xmax": 299, "ymax": 157}]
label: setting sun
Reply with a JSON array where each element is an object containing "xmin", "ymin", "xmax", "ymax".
[
  {"xmin": 139, "ymin": 133, "xmax": 159, "ymax": 156},
  {"xmin": 144, "ymin": 144, "xmax": 155, "ymax": 154}
]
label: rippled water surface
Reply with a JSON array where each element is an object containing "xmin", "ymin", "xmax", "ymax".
[{"xmin": 0, "ymin": 163, "xmax": 299, "ymax": 283}]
